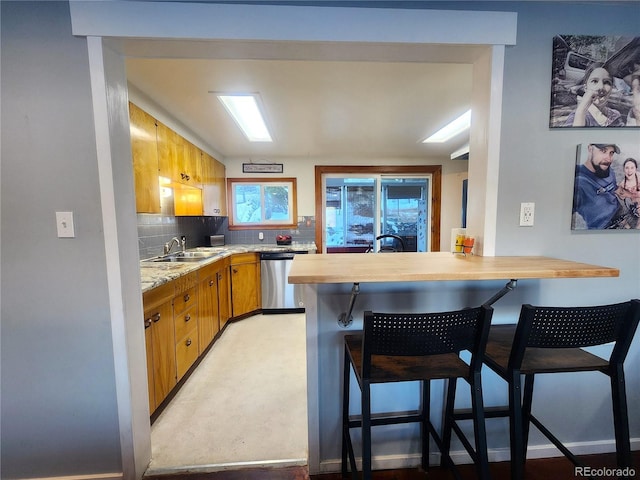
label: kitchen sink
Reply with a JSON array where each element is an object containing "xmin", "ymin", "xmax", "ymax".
[{"xmin": 145, "ymin": 251, "xmax": 220, "ymax": 263}]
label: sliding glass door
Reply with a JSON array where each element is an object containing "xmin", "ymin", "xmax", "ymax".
[{"xmin": 324, "ymin": 174, "xmax": 431, "ymax": 253}]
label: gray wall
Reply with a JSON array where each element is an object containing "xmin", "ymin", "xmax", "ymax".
[
  {"xmin": 1, "ymin": 1, "xmax": 639, "ymax": 479},
  {"xmin": 1, "ymin": 2, "xmax": 122, "ymax": 478}
]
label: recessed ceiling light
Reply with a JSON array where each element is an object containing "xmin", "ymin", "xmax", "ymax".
[
  {"xmin": 422, "ymin": 110, "xmax": 471, "ymax": 143},
  {"xmin": 215, "ymin": 93, "xmax": 273, "ymax": 142}
]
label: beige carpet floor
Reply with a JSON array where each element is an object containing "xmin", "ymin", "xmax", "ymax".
[{"xmin": 145, "ymin": 313, "xmax": 308, "ymax": 476}]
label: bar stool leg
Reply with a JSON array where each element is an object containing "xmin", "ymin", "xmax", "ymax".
[
  {"xmin": 421, "ymin": 380, "xmax": 431, "ymax": 471},
  {"xmin": 341, "ymin": 348, "xmax": 350, "ymax": 478},
  {"xmin": 509, "ymin": 370, "xmax": 525, "ymax": 480},
  {"xmin": 470, "ymin": 372, "xmax": 491, "ymax": 480},
  {"xmin": 362, "ymin": 380, "xmax": 373, "ymax": 480},
  {"xmin": 521, "ymin": 374, "xmax": 535, "ymax": 467},
  {"xmin": 440, "ymin": 378, "xmax": 457, "ymax": 469},
  {"xmin": 610, "ymin": 365, "xmax": 632, "ymax": 470}
]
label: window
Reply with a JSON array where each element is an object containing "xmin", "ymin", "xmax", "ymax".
[{"xmin": 227, "ymin": 178, "xmax": 297, "ymax": 229}]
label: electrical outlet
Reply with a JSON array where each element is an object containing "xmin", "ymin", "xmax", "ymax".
[{"xmin": 520, "ymin": 202, "xmax": 535, "ymax": 227}]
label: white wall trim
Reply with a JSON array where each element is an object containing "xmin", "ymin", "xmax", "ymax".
[
  {"xmin": 69, "ymin": 2, "xmax": 516, "ymax": 46},
  {"xmin": 86, "ymin": 36, "xmax": 139, "ymax": 480},
  {"xmin": 319, "ymin": 437, "xmax": 640, "ymax": 473},
  {"xmin": 12, "ymin": 473, "xmax": 122, "ymax": 480}
]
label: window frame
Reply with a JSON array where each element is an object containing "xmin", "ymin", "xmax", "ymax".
[{"xmin": 226, "ymin": 177, "xmax": 298, "ymax": 230}]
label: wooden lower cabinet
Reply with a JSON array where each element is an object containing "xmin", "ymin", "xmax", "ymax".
[
  {"xmin": 198, "ymin": 263, "xmax": 221, "ymax": 353},
  {"xmin": 173, "ymin": 273, "xmax": 199, "ymax": 381},
  {"xmin": 143, "ymin": 282, "xmax": 176, "ymax": 412},
  {"xmin": 230, "ymin": 253, "xmax": 261, "ymax": 318},
  {"xmin": 218, "ymin": 257, "xmax": 231, "ymax": 330},
  {"xmin": 142, "ymin": 255, "xmax": 245, "ymax": 415}
]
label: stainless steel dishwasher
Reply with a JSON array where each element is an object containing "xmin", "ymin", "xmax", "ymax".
[{"xmin": 260, "ymin": 250, "xmax": 308, "ymax": 313}]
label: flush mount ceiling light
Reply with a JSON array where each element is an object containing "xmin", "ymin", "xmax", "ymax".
[
  {"xmin": 215, "ymin": 93, "xmax": 273, "ymax": 142},
  {"xmin": 422, "ymin": 109, "xmax": 471, "ymax": 143}
]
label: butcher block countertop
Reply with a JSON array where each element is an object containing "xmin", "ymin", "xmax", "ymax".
[{"xmin": 287, "ymin": 252, "xmax": 619, "ymax": 284}]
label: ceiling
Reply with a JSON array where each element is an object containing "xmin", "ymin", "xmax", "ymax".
[{"xmin": 123, "ymin": 39, "xmax": 477, "ymax": 162}]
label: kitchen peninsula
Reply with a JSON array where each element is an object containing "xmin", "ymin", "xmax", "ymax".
[{"xmin": 288, "ymin": 252, "xmax": 619, "ymax": 474}]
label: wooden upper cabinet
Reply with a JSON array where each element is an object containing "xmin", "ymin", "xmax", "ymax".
[
  {"xmin": 158, "ymin": 126, "xmax": 199, "ymax": 187},
  {"xmin": 184, "ymin": 141, "xmax": 202, "ymax": 188},
  {"xmin": 129, "ymin": 102, "xmax": 160, "ymax": 213},
  {"xmin": 201, "ymin": 151, "xmax": 228, "ymax": 216},
  {"xmin": 156, "ymin": 120, "xmax": 174, "ymax": 183}
]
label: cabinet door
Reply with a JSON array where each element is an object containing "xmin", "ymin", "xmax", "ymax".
[
  {"xmin": 175, "ymin": 326, "xmax": 199, "ymax": 381},
  {"xmin": 202, "ymin": 152, "xmax": 227, "ymax": 216},
  {"xmin": 198, "ymin": 272, "xmax": 220, "ymax": 353},
  {"xmin": 230, "ymin": 258, "xmax": 260, "ymax": 317},
  {"xmin": 217, "ymin": 262, "xmax": 231, "ymax": 330},
  {"xmin": 156, "ymin": 120, "xmax": 175, "ymax": 182},
  {"xmin": 146, "ymin": 300, "xmax": 176, "ymax": 410},
  {"xmin": 144, "ymin": 317, "xmax": 155, "ymax": 412},
  {"xmin": 213, "ymin": 159, "xmax": 227, "ymax": 216},
  {"xmin": 129, "ymin": 103, "xmax": 160, "ymax": 213}
]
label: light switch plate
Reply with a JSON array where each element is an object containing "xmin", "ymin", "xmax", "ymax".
[{"xmin": 56, "ymin": 211, "xmax": 75, "ymax": 238}]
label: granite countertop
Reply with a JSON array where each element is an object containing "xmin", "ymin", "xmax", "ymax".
[{"xmin": 140, "ymin": 242, "xmax": 317, "ymax": 293}]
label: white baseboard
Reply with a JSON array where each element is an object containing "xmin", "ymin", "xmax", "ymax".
[
  {"xmin": 11, "ymin": 473, "xmax": 122, "ymax": 480},
  {"xmin": 319, "ymin": 438, "xmax": 640, "ymax": 474}
]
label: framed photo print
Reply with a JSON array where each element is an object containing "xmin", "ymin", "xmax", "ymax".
[
  {"xmin": 571, "ymin": 142, "xmax": 640, "ymax": 230},
  {"xmin": 550, "ymin": 35, "xmax": 640, "ymax": 128}
]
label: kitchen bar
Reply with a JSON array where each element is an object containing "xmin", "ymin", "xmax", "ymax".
[{"xmin": 288, "ymin": 252, "xmax": 619, "ymax": 474}]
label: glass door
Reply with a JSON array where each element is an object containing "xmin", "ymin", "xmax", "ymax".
[{"xmin": 323, "ymin": 174, "xmax": 431, "ymax": 253}]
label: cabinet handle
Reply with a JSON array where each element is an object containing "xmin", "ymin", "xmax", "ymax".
[
  {"xmin": 184, "ymin": 293, "xmax": 190, "ymax": 302},
  {"xmin": 209, "ymin": 280, "xmax": 214, "ymax": 287},
  {"xmin": 186, "ymin": 338, "xmax": 192, "ymax": 347},
  {"xmin": 217, "ymin": 273, "xmax": 222, "ymax": 280},
  {"xmin": 144, "ymin": 319, "xmax": 152, "ymax": 329},
  {"xmin": 152, "ymin": 313, "xmax": 161, "ymax": 323},
  {"xmin": 185, "ymin": 314, "xmax": 191, "ymax": 322},
  {"xmin": 233, "ymin": 269, "xmax": 238, "ymax": 274}
]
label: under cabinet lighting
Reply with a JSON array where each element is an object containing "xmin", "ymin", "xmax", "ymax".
[
  {"xmin": 216, "ymin": 94, "xmax": 272, "ymax": 142},
  {"xmin": 423, "ymin": 110, "xmax": 471, "ymax": 143}
]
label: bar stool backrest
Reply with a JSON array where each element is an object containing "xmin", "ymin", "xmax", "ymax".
[
  {"xmin": 362, "ymin": 305, "xmax": 493, "ymax": 377},
  {"xmin": 509, "ymin": 299, "xmax": 640, "ymax": 370}
]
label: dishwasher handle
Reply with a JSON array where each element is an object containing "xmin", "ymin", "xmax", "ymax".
[{"xmin": 260, "ymin": 252, "xmax": 304, "ymax": 261}]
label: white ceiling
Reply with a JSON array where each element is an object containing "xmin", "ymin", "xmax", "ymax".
[{"xmin": 123, "ymin": 39, "xmax": 477, "ymax": 161}]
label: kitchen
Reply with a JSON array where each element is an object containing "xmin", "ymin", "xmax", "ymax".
[
  {"xmin": 128, "ymin": 41, "xmax": 473, "ymax": 476},
  {"xmin": 3, "ymin": 3, "xmax": 639, "ymax": 480}
]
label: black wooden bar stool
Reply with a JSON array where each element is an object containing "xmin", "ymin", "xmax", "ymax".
[
  {"xmin": 480, "ymin": 299, "xmax": 640, "ymax": 479},
  {"xmin": 342, "ymin": 305, "xmax": 494, "ymax": 480}
]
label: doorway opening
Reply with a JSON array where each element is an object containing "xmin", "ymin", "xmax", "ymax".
[
  {"xmin": 324, "ymin": 174, "xmax": 432, "ymax": 253},
  {"xmin": 315, "ymin": 165, "xmax": 441, "ymax": 254}
]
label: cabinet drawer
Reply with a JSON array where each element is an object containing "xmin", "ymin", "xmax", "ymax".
[
  {"xmin": 175, "ymin": 305, "xmax": 197, "ymax": 342},
  {"xmin": 143, "ymin": 281, "xmax": 174, "ymax": 312},
  {"xmin": 174, "ymin": 286, "xmax": 197, "ymax": 314},
  {"xmin": 231, "ymin": 252, "xmax": 258, "ymax": 265},
  {"xmin": 176, "ymin": 328, "xmax": 199, "ymax": 380}
]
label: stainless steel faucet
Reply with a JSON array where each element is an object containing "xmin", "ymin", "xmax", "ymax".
[{"xmin": 164, "ymin": 236, "xmax": 185, "ymax": 255}]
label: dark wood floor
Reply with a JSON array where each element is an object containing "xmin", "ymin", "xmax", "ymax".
[{"xmin": 143, "ymin": 451, "xmax": 640, "ymax": 479}]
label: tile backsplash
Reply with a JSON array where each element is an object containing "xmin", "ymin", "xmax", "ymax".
[{"xmin": 137, "ymin": 215, "xmax": 316, "ymax": 260}]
